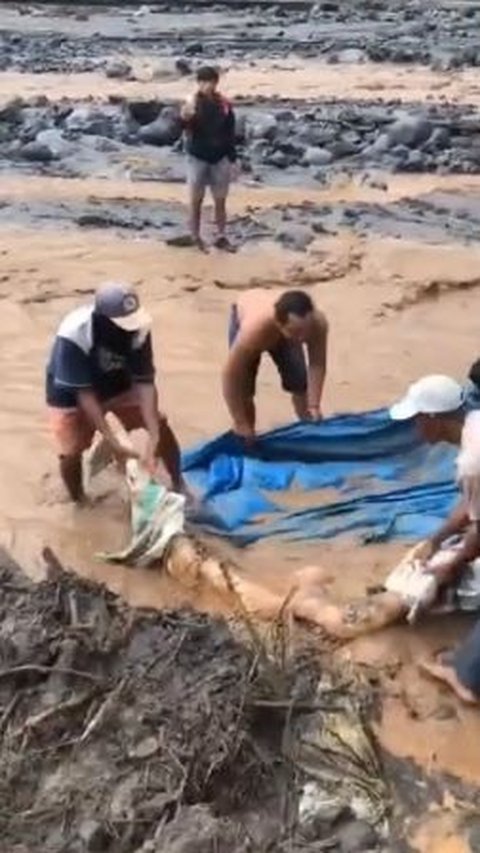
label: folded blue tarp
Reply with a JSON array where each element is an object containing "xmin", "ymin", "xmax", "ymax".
[{"xmin": 183, "ymin": 409, "xmax": 458, "ymax": 546}]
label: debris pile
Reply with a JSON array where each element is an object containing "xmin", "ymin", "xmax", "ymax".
[{"xmin": 0, "ymin": 547, "xmax": 315, "ymax": 851}]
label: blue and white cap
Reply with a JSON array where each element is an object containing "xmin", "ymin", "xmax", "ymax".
[{"xmin": 94, "ymin": 282, "xmax": 151, "ymax": 332}]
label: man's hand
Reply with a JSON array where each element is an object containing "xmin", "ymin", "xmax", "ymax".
[
  {"xmin": 229, "ymin": 161, "xmax": 241, "ymax": 182},
  {"xmin": 413, "ymin": 539, "xmax": 436, "ymax": 564},
  {"xmin": 141, "ymin": 434, "xmax": 160, "ymax": 478},
  {"xmin": 307, "ymin": 407, "xmax": 323, "ymax": 421},
  {"xmin": 111, "ymin": 442, "xmax": 139, "ymax": 468},
  {"xmin": 181, "ymin": 96, "xmax": 196, "ymax": 121},
  {"xmin": 233, "ymin": 421, "xmax": 255, "ymax": 443}
]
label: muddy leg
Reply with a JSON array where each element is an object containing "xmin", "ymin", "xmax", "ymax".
[
  {"xmin": 189, "ymin": 192, "xmax": 204, "ymax": 244},
  {"xmin": 293, "ymin": 590, "xmax": 407, "ymax": 639},
  {"xmin": 213, "ymin": 196, "xmax": 227, "ymax": 239},
  {"xmin": 59, "ymin": 454, "xmax": 85, "ymax": 503},
  {"xmin": 420, "ymin": 655, "xmax": 479, "ymax": 705},
  {"xmin": 156, "ymin": 417, "xmax": 183, "ymax": 492}
]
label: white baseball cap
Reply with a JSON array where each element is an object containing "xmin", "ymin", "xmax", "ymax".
[{"xmin": 390, "ymin": 374, "xmax": 464, "ymax": 421}]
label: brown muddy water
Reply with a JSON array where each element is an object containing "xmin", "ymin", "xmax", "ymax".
[{"xmin": 2, "ymin": 3, "xmax": 480, "ymax": 850}]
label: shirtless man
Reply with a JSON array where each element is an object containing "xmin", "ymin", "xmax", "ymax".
[{"xmin": 222, "ymin": 289, "xmax": 328, "ymax": 440}]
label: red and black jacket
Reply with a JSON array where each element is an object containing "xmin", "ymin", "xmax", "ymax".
[{"xmin": 184, "ymin": 93, "xmax": 237, "ymax": 164}]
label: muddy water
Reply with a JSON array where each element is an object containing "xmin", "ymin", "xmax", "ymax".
[
  {"xmin": 2, "ymin": 8, "xmax": 480, "ymax": 849},
  {"xmin": 3, "ymin": 60, "xmax": 480, "ymax": 105}
]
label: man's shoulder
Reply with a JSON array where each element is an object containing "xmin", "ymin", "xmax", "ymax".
[
  {"xmin": 458, "ymin": 411, "xmax": 480, "ymax": 479},
  {"xmin": 314, "ymin": 308, "xmax": 328, "ymax": 328},
  {"xmin": 56, "ymin": 305, "xmax": 94, "ymax": 353}
]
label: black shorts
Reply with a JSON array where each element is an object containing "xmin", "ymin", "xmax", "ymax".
[{"xmin": 228, "ymin": 304, "xmax": 307, "ymax": 396}]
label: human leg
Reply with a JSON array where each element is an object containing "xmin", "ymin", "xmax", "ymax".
[
  {"xmin": 293, "ymin": 589, "xmax": 407, "ymax": 639},
  {"xmin": 420, "ymin": 648, "xmax": 479, "ymax": 705},
  {"xmin": 187, "ymin": 156, "xmax": 208, "ymax": 247},
  {"xmin": 211, "ymin": 159, "xmax": 234, "ymax": 250},
  {"xmin": 269, "ymin": 339, "xmax": 308, "ymax": 419},
  {"xmin": 48, "ymin": 407, "xmax": 94, "ymax": 502}
]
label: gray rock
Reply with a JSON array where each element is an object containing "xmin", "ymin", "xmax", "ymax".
[
  {"xmin": 405, "ymin": 149, "xmax": 425, "ymax": 170},
  {"xmin": 65, "ymin": 106, "xmax": 114, "ymax": 136},
  {"xmin": 275, "ymin": 224, "xmax": 314, "ymax": 251},
  {"xmin": 105, "ymin": 58, "xmax": 132, "ymax": 79},
  {"xmin": 336, "ymin": 48, "xmax": 367, "ymax": 63},
  {"xmin": 175, "ymin": 58, "xmax": 192, "ymax": 76},
  {"xmin": 298, "ymin": 125, "xmax": 335, "ymax": 147},
  {"xmin": 128, "ymin": 99, "xmax": 163, "ymax": 126},
  {"xmin": 304, "ymin": 146, "xmax": 333, "ymax": 166},
  {"xmin": 265, "ymin": 150, "xmax": 291, "ymax": 168},
  {"xmin": 78, "ymin": 819, "xmax": 111, "ymax": 852},
  {"xmin": 371, "ymin": 132, "xmax": 391, "ymax": 152},
  {"xmin": 0, "ymin": 97, "xmax": 24, "ymax": 124},
  {"xmin": 427, "ymin": 126, "xmax": 451, "ymax": 149},
  {"xmin": 234, "ymin": 111, "xmax": 248, "ymax": 142},
  {"xmin": 35, "ymin": 128, "xmax": 72, "ymax": 157},
  {"xmin": 138, "ymin": 109, "xmax": 182, "ymax": 146},
  {"xmin": 329, "ymin": 139, "xmax": 357, "ymax": 158},
  {"xmin": 387, "ymin": 115, "xmax": 433, "ymax": 148},
  {"xmin": 338, "ymin": 819, "xmax": 379, "ymax": 852},
  {"xmin": 18, "ymin": 107, "xmax": 51, "ymax": 141},
  {"xmin": 247, "ymin": 112, "xmax": 278, "ymax": 141},
  {"xmin": 185, "ymin": 41, "xmax": 204, "ymax": 56},
  {"xmin": 93, "ymin": 137, "xmax": 122, "ymax": 153},
  {"xmin": 19, "ymin": 141, "xmax": 56, "ymax": 162}
]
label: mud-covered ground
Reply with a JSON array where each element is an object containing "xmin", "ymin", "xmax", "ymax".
[
  {"xmin": 2, "ymin": 3, "xmax": 480, "ymax": 852},
  {"xmin": 3, "ymin": 547, "xmax": 480, "ymax": 853}
]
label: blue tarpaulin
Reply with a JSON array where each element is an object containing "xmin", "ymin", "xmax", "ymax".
[{"xmin": 183, "ymin": 409, "xmax": 459, "ymax": 547}]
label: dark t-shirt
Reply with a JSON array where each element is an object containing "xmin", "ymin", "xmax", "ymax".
[
  {"xmin": 185, "ymin": 93, "xmax": 236, "ymax": 164},
  {"xmin": 46, "ymin": 306, "xmax": 155, "ymax": 408}
]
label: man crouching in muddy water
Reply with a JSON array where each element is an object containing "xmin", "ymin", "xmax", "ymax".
[
  {"xmin": 291, "ymin": 375, "xmax": 480, "ymax": 703},
  {"xmin": 181, "ymin": 65, "xmax": 237, "ymax": 252},
  {"xmin": 223, "ymin": 289, "xmax": 328, "ymax": 440},
  {"xmin": 46, "ymin": 282, "xmax": 184, "ymax": 504}
]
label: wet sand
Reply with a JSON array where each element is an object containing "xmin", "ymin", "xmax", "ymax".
[
  {"xmin": 3, "ymin": 60, "xmax": 480, "ymax": 105},
  {"xmin": 2, "ymin": 4, "xmax": 480, "ymax": 849}
]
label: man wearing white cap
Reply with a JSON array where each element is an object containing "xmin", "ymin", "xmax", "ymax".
[
  {"xmin": 46, "ymin": 283, "xmax": 183, "ymax": 503},
  {"xmin": 390, "ymin": 373, "xmax": 480, "ymax": 583},
  {"xmin": 390, "ymin": 374, "xmax": 480, "ymax": 702}
]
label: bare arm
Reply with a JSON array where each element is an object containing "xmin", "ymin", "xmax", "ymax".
[
  {"xmin": 222, "ymin": 326, "xmax": 264, "ymax": 436},
  {"xmin": 429, "ymin": 500, "xmax": 470, "ymax": 554},
  {"xmin": 78, "ymin": 390, "xmax": 136, "ymax": 459},
  {"xmin": 135, "ymin": 382, "xmax": 160, "ymax": 447},
  {"xmin": 306, "ymin": 313, "xmax": 328, "ymax": 417}
]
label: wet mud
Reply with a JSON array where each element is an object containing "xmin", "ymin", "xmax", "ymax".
[
  {"xmin": 2, "ymin": 547, "xmax": 479, "ymax": 852},
  {"xmin": 2, "ymin": 3, "xmax": 480, "ymax": 852},
  {"xmin": 3, "ymin": 185, "xmax": 480, "ymax": 258}
]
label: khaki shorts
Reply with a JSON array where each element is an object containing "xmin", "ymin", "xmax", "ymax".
[
  {"xmin": 187, "ymin": 156, "xmax": 231, "ymax": 200},
  {"xmin": 48, "ymin": 389, "xmax": 146, "ymax": 457}
]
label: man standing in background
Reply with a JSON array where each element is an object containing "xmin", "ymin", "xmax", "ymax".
[{"xmin": 181, "ymin": 65, "xmax": 237, "ymax": 252}]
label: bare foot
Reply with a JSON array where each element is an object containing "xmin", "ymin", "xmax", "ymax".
[{"xmin": 419, "ymin": 654, "xmax": 479, "ymax": 705}]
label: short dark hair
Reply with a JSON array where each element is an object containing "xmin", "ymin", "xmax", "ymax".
[
  {"xmin": 469, "ymin": 358, "xmax": 480, "ymax": 389},
  {"xmin": 196, "ymin": 65, "xmax": 220, "ymax": 84},
  {"xmin": 274, "ymin": 290, "xmax": 314, "ymax": 324}
]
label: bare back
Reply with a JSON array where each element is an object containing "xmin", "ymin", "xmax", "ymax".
[{"xmin": 235, "ymin": 291, "xmax": 282, "ymax": 353}]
